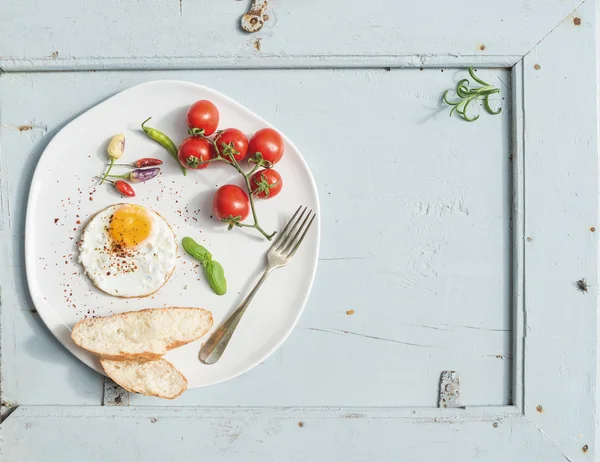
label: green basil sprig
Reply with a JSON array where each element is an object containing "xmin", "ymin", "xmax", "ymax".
[{"xmin": 182, "ymin": 237, "xmax": 227, "ymax": 295}]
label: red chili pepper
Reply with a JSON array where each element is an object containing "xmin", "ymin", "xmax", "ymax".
[
  {"xmin": 114, "ymin": 180, "xmax": 135, "ymax": 197},
  {"xmin": 111, "ymin": 158, "xmax": 163, "ymax": 168},
  {"xmin": 95, "ymin": 176, "xmax": 136, "ymax": 197},
  {"xmin": 134, "ymin": 158, "xmax": 163, "ymax": 168}
]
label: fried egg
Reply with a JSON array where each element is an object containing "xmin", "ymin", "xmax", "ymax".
[{"xmin": 79, "ymin": 204, "xmax": 177, "ymax": 297}]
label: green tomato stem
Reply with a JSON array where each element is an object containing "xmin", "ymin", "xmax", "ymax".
[{"xmin": 197, "ymin": 134, "xmax": 276, "ymax": 241}]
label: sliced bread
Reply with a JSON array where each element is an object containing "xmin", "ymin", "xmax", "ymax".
[
  {"xmin": 101, "ymin": 358, "xmax": 187, "ymax": 399},
  {"xmin": 71, "ymin": 307, "xmax": 213, "ymax": 360}
]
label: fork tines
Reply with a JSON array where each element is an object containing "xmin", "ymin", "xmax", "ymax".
[{"xmin": 272, "ymin": 206, "xmax": 316, "ymax": 257}]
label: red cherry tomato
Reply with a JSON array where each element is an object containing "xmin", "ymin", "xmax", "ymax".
[
  {"xmin": 178, "ymin": 137, "xmax": 213, "ymax": 170},
  {"xmin": 251, "ymin": 169, "xmax": 283, "ymax": 199},
  {"xmin": 214, "ymin": 128, "xmax": 249, "ymax": 162},
  {"xmin": 248, "ymin": 128, "xmax": 284, "ymax": 165},
  {"xmin": 187, "ymin": 100, "xmax": 219, "ymax": 136},
  {"xmin": 213, "ymin": 185, "xmax": 250, "ymax": 221}
]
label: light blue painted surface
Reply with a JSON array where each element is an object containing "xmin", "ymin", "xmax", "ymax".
[
  {"xmin": 1, "ymin": 0, "xmax": 599, "ymax": 460},
  {"xmin": 0, "ymin": 0, "xmax": 582, "ymax": 71},
  {"xmin": 1, "ymin": 69, "xmax": 512, "ymax": 408},
  {"xmin": 1, "ymin": 406, "xmax": 567, "ymax": 462}
]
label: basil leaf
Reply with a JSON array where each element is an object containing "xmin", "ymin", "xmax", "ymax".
[
  {"xmin": 205, "ymin": 260, "xmax": 227, "ymax": 295},
  {"xmin": 182, "ymin": 237, "xmax": 212, "ymax": 265}
]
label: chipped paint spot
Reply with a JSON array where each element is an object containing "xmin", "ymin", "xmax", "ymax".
[
  {"xmin": 103, "ymin": 377, "xmax": 129, "ymax": 406},
  {"xmin": 51, "ymin": 51, "xmax": 59, "ymax": 58},
  {"xmin": 346, "ymin": 309, "xmax": 355, "ymax": 315},
  {"xmin": 576, "ymin": 278, "xmax": 589, "ymax": 293},
  {"xmin": 241, "ymin": 0, "xmax": 269, "ymax": 33},
  {"xmin": 479, "ymin": 44, "xmax": 486, "ymax": 51},
  {"xmin": 590, "ymin": 227, "xmax": 595, "ymax": 232},
  {"xmin": 2, "ymin": 123, "xmax": 47, "ymax": 132},
  {"xmin": 573, "ymin": 17, "xmax": 582, "ymax": 26},
  {"xmin": 297, "ymin": 421, "xmax": 304, "ymax": 428},
  {"xmin": 439, "ymin": 371, "xmax": 464, "ymax": 408},
  {"xmin": 526, "ymin": 237, "xmax": 532, "ymax": 242},
  {"xmin": 253, "ymin": 38, "xmax": 262, "ymax": 51},
  {"xmin": 536, "ymin": 404, "xmax": 543, "ymax": 413},
  {"xmin": 582, "ymin": 444, "xmax": 589, "ymax": 453},
  {"xmin": 493, "ymin": 422, "xmax": 499, "ymax": 428},
  {"xmin": 534, "ymin": 64, "xmax": 541, "ymax": 70}
]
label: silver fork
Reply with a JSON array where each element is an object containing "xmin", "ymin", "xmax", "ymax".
[{"xmin": 199, "ymin": 206, "xmax": 316, "ymax": 365}]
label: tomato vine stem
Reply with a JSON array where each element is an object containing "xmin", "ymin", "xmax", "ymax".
[{"xmin": 192, "ymin": 131, "xmax": 276, "ymax": 241}]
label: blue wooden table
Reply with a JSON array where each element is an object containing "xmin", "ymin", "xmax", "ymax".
[{"xmin": 1, "ymin": 1, "xmax": 598, "ymax": 461}]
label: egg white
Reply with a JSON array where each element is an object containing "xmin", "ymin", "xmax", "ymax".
[{"xmin": 78, "ymin": 204, "xmax": 177, "ymax": 297}]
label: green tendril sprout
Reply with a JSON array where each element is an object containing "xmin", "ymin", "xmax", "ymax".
[{"xmin": 443, "ymin": 67, "xmax": 502, "ymax": 122}]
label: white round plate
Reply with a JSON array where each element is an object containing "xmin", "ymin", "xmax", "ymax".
[{"xmin": 25, "ymin": 80, "xmax": 320, "ymax": 389}]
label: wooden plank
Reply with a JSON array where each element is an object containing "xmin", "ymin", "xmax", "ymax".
[
  {"xmin": 510, "ymin": 61, "xmax": 525, "ymax": 412},
  {"xmin": 0, "ymin": 309, "xmax": 102, "ymax": 406},
  {"xmin": 1, "ymin": 69, "xmax": 513, "ymax": 407},
  {"xmin": 1, "ymin": 406, "xmax": 565, "ymax": 462},
  {"xmin": 523, "ymin": 0, "xmax": 598, "ymax": 459},
  {"xmin": 0, "ymin": 0, "xmax": 581, "ymax": 71}
]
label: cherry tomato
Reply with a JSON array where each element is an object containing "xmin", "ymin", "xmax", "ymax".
[
  {"xmin": 251, "ymin": 169, "xmax": 283, "ymax": 199},
  {"xmin": 213, "ymin": 185, "xmax": 250, "ymax": 221},
  {"xmin": 214, "ymin": 128, "xmax": 249, "ymax": 162},
  {"xmin": 178, "ymin": 137, "xmax": 213, "ymax": 169},
  {"xmin": 248, "ymin": 128, "xmax": 284, "ymax": 165},
  {"xmin": 187, "ymin": 100, "xmax": 219, "ymax": 135}
]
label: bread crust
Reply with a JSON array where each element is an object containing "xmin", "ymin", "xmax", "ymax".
[
  {"xmin": 100, "ymin": 358, "xmax": 188, "ymax": 399},
  {"xmin": 71, "ymin": 307, "xmax": 214, "ymax": 359}
]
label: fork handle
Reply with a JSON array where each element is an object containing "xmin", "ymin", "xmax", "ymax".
[{"xmin": 199, "ymin": 267, "xmax": 273, "ymax": 365}]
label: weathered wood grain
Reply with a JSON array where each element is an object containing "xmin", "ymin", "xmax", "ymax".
[
  {"xmin": 1, "ymin": 68, "xmax": 512, "ymax": 407},
  {"xmin": 1, "ymin": 406, "xmax": 567, "ymax": 462},
  {"xmin": 523, "ymin": 0, "xmax": 598, "ymax": 460},
  {"xmin": 0, "ymin": 0, "xmax": 583, "ymax": 71}
]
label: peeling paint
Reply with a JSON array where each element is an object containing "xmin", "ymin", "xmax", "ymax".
[
  {"xmin": 103, "ymin": 377, "xmax": 129, "ymax": 406},
  {"xmin": 241, "ymin": 0, "xmax": 269, "ymax": 33},
  {"xmin": 439, "ymin": 371, "xmax": 464, "ymax": 408}
]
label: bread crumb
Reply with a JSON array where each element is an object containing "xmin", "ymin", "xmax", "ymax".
[{"xmin": 346, "ymin": 310, "xmax": 355, "ymax": 315}]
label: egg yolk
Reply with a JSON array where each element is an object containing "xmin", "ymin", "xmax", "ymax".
[{"xmin": 109, "ymin": 205, "xmax": 151, "ymax": 248}]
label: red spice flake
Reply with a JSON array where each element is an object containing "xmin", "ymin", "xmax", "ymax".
[{"xmin": 54, "ymin": 218, "xmax": 59, "ymax": 224}]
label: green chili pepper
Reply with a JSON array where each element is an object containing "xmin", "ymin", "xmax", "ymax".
[
  {"xmin": 141, "ymin": 117, "xmax": 186, "ymax": 176},
  {"xmin": 182, "ymin": 237, "xmax": 227, "ymax": 295},
  {"xmin": 205, "ymin": 260, "xmax": 227, "ymax": 296}
]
